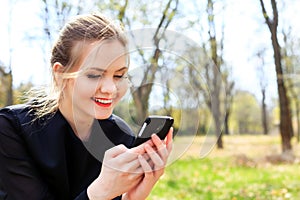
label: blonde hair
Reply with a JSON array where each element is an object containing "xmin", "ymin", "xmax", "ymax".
[{"xmin": 30, "ymin": 13, "xmax": 127, "ymax": 119}]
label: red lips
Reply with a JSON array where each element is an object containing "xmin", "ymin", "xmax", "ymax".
[{"xmin": 93, "ymin": 98, "xmax": 113, "ymax": 108}]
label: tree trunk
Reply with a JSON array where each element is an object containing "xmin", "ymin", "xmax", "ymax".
[
  {"xmin": 0, "ymin": 67, "xmax": 13, "ymax": 106},
  {"xmin": 224, "ymin": 81, "xmax": 234, "ymax": 135},
  {"xmin": 131, "ymin": 84, "xmax": 151, "ymax": 124},
  {"xmin": 261, "ymin": 88, "xmax": 268, "ymax": 135},
  {"xmin": 259, "ymin": 0, "xmax": 293, "ymax": 153},
  {"xmin": 296, "ymin": 102, "xmax": 300, "ymax": 143},
  {"xmin": 5, "ymin": 70, "xmax": 13, "ymax": 106},
  {"xmin": 224, "ymin": 111, "xmax": 230, "ymax": 135},
  {"xmin": 131, "ymin": 49, "xmax": 159, "ymax": 123},
  {"xmin": 211, "ymin": 87, "xmax": 223, "ymax": 148},
  {"xmin": 272, "ymin": 32, "xmax": 293, "ymax": 152},
  {"xmin": 207, "ymin": 0, "xmax": 223, "ymax": 148}
]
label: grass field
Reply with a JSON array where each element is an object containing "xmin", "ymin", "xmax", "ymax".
[{"xmin": 148, "ymin": 135, "xmax": 300, "ymax": 200}]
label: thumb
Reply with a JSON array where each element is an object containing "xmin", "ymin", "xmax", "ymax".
[{"xmin": 105, "ymin": 144, "xmax": 127, "ymax": 158}]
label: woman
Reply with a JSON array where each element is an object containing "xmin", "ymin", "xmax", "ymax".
[{"xmin": 0, "ymin": 13, "xmax": 173, "ymax": 200}]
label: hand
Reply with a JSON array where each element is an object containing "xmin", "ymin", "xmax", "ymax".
[
  {"xmin": 87, "ymin": 144, "xmax": 145, "ymax": 200},
  {"xmin": 123, "ymin": 127, "xmax": 173, "ymax": 200}
]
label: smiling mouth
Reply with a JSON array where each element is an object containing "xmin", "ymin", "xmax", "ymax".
[{"xmin": 93, "ymin": 98, "xmax": 113, "ymax": 107}]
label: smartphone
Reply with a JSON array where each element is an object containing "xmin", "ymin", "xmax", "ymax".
[{"xmin": 132, "ymin": 115, "xmax": 174, "ymax": 147}]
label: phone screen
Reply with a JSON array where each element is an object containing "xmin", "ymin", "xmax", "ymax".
[{"xmin": 132, "ymin": 116, "xmax": 174, "ymax": 147}]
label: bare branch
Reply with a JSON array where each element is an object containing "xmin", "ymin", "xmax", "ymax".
[
  {"xmin": 259, "ymin": 0, "xmax": 272, "ymax": 30},
  {"xmin": 118, "ymin": 0, "xmax": 128, "ymax": 24},
  {"xmin": 271, "ymin": 0, "xmax": 278, "ymax": 28}
]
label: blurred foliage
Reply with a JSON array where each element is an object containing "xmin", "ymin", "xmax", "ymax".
[
  {"xmin": 0, "ymin": 65, "xmax": 11, "ymax": 107},
  {"xmin": 13, "ymin": 82, "xmax": 34, "ymax": 104},
  {"xmin": 230, "ymin": 90, "xmax": 264, "ymax": 134},
  {"xmin": 0, "ymin": 80, "xmax": 34, "ymax": 108}
]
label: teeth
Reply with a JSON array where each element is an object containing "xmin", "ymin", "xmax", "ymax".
[{"xmin": 94, "ymin": 98, "xmax": 112, "ymax": 104}]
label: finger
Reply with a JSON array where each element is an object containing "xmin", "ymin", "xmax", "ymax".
[
  {"xmin": 145, "ymin": 144, "xmax": 164, "ymax": 170},
  {"xmin": 105, "ymin": 144, "xmax": 127, "ymax": 158},
  {"xmin": 131, "ymin": 139, "xmax": 154, "ymax": 154},
  {"xmin": 115, "ymin": 149, "xmax": 139, "ymax": 163},
  {"xmin": 165, "ymin": 127, "xmax": 173, "ymax": 152},
  {"xmin": 151, "ymin": 134, "xmax": 169, "ymax": 161},
  {"xmin": 134, "ymin": 165, "xmax": 145, "ymax": 174},
  {"xmin": 151, "ymin": 134, "xmax": 165, "ymax": 147},
  {"xmin": 140, "ymin": 153, "xmax": 154, "ymax": 168},
  {"xmin": 130, "ymin": 143, "xmax": 146, "ymax": 154},
  {"xmin": 138, "ymin": 155, "xmax": 153, "ymax": 173},
  {"xmin": 142, "ymin": 153, "xmax": 151, "ymax": 161},
  {"xmin": 146, "ymin": 158, "xmax": 154, "ymax": 170},
  {"xmin": 121, "ymin": 158, "xmax": 143, "ymax": 174},
  {"xmin": 135, "ymin": 154, "xmax": 155, "ymax": 174}
]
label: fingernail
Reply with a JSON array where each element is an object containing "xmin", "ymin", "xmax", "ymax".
[{"xmin": 152, "ymin": 134, "xmax": 159, "ymax": 139}]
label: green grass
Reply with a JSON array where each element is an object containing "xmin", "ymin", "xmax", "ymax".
[{"xmin": 148, "ymin": 135, "xmax": 300, "ymax": 200}]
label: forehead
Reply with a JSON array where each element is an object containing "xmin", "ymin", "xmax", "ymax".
[{"xmin": 78, "ymin": 40, "xmax": 128, "ymax": 71}]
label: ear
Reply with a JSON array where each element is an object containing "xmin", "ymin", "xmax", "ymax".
[
  {"xmin": 52, "ymin": 62, "xmax": 65, "ymax": 73},
  {"xmin": 52, "ymin": 62, "xmax": 65, "ymax": 85}
]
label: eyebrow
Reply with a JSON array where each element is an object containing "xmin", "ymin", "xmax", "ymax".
[{"xmin": 88, "ymin": 66, "xmax": 128, "ymax": 72}]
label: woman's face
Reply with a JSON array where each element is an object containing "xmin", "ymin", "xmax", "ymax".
[{"xmin": 62, "ymin": 40, "xmax": 129, "ymax": 120}]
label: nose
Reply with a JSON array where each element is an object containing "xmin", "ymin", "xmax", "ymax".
[{"xmin": 99, "ymin": 77, "xmax": 117, "ymax": 94}]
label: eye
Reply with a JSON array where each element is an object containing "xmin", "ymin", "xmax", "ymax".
[
  {"xmin": 87, "ymin": 74, "xmax": 102, "ymax": 79},
  {"xmin": 114, "ymin": 74, "xmax": 128, "ymax": 79}
]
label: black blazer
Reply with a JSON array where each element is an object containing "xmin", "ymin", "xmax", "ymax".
[{"xmin": 0, "ymin": 104, "xmax": 135, "ymax": 200}]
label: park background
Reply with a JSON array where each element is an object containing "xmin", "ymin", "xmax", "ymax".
[{"xmin": 0, "ymin": 0, "xmax": 300, "ymax": 199}]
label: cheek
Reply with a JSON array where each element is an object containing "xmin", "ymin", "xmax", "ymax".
[
  {"xmin": 117, "ymin": 82, "xmax": 129, "ymax": 98},
  {"xmin": 72, "ymin": 79, "xmax": 96, "ymax": 98}
]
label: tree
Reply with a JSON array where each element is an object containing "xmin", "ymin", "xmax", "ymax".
[
  {"xmin": 219, "ymin": 7, "xmax": 234, "ymax": 136},
  {"xmin": 185, "ymin": 0, "xmax": 232, "ymax": 147},
  {"xmin": 0, "ymin": 65, "xmax": 13, "ymax": 106},
  {"xmin": 2, "ymin": 0, "xmax": 14, "ymax": 106},
  {"xmin": 0, "ymin": 64, "xmax": 8, "ymax": 107},
  {"xmin": 223, "ymin": 68, "xmax": 234, "ymax": 135},
  {"xmin": 256, "ymin": 49, "xmax": 269, "ymax": 135},
  {"xmin": 259, "ymin": 0, "xmax": 293, "ymax": 153},
  {"xmin": 127, "ymin": 0, "xmax": 179, "ymax": 123},
  {"xmin": 230, "ymin": 90, "xmax": 262, "ymax": 134},
  {"xmin": 205, "ymin": 0, "xmax": 224, "ymax": 148},
  {"xmin": 41, "ymin": 0, "xmax": 85, "ymax": 63},
  {"xmin": 282, "ymin": 28, "xmax": 300, "ymax": 143}
]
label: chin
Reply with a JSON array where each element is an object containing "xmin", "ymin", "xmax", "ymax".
[{"xmin": 94, "ymin": 112, "xmax": 112, "ymax": 120}]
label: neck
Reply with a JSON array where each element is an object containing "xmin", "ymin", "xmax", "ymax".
[{"xmin": 59, "ymin": 104, "xmax": 94, "ymax": 141}]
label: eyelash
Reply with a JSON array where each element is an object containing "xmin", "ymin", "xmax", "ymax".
[
  {"xmin": 114, "ymin": 75, "xmax": 127, "ymax": 79},
  {"xmin": 86, "ymin": 74, "xmax": 127, "ymax": 79},
  {"xmin": 87, "ymin": 74, "xmax": 102, "ymax": 79}
]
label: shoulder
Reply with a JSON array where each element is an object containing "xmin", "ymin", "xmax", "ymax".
[
  {"xmin": 0, "ymin": 104, "xmax": 61, "ymax": 136},
  {"xmin": 0, "ymin": 104, "xmax": 32, "ymax": 131},
  {"xmin": 0, "ymin": 104, "xmax": 33, "ymax": 159},
  {"xmin": 0, "ymin": 104, "xmax": 30, "ymax": 115}
]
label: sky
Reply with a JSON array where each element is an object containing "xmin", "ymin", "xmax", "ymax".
[
  {"xmin": 221, "ymin": 0, "xmax": 300, "ymax": 102},
  {"xmin": 0, "ymin": 0, "xmax": 47, "ymax": 83},
  {"xmin": 1, "ymin": 0, "xmax": 300, "ymax": 105}
]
